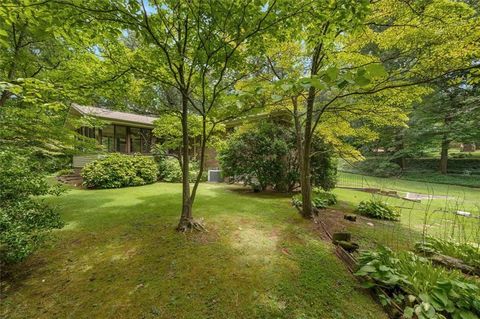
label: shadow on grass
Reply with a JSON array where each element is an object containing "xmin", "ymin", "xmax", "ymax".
[{"xmin": 2, "ymin": 183, "xmax": 386, "ymax": 319}]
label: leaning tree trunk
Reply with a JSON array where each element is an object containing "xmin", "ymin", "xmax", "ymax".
[{"xmin": 440, "ymin": 132, "xmax": 450, "ymax": 175}]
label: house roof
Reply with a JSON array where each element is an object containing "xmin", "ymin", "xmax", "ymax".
[{"xmin": 71, "ymin": 103, "xmax": 158, "ymax": 128}]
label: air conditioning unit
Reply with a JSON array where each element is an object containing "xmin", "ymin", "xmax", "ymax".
[{"xmin": 208, "ymin": 169, "xmax": 223, "ymax": 182}]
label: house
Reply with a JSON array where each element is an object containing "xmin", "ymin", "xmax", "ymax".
[
  {"xmin": 69, "ymin": 103, "xmax": 157, "ymax": 168},
  {"xmin": 69, "ymin": 104, "xmax": 220, "ymax": 170}
]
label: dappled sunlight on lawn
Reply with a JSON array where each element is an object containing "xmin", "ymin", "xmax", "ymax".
[{"xmin": 2, "ymin": 183, "xmax": 387, "ymax": 319}]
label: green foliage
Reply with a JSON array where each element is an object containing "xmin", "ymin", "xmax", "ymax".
[
  {"xmin": 405, "ymin": 159, "xmax": 480, "ymax": 175},
  {"xmin": 220, "ymin": 121, "xmax": 337, "ymax": 192},
  {"xmin": 156, "ymin": 157, "xmax": 206, "ymax": 183},
  {"xmin": 55, "ymin": 168, "xmax": 75, "ymax": 177},
  {"xmin": 312, "ymin": 188, "xmax": 338, "ymax": 205},
  {"xmin": 356, "ymin": 158, "xmax": 402, "ymax": 177},
  {"xmin": 311, "ymin": 138, "xmax": 338, "ymax": 191},
  {"xmin": 415, "ymin": 237, "xmax": 480, "ymax": 271},
  {"xmin": 0, "ymin": 150, "xmax": 63, "ymax": 264},
  {"xmin": 81, "ymin": 154, "xmax": 157, "ymax": 189},
  {"xmin": 292, "ymin": 191, "xmax": 337, "ymax": 210},
  {"xmin": 356, "ymin": 247, "xmax": 480, "ymax": 319},
  {"xmin": 219, "ymin": 122, "xmax": 297, "ymax": 192},
  {"xmin": 357, "ymin": 199, "xmax": 400, "ymax": 221}
]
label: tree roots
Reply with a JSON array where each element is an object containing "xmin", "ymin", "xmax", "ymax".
[{"xmin": 176, "ymin": 218, "xmax": 207, "ymax": 232}]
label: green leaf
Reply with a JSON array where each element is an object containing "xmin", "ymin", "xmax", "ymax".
[
  {"xmin": 404, "ymin": 306, "xmax": 414, "ymax": 318},
  {"xmin": 365, "ymin": 63, "xmax": 388, "ymax": 78},
  {"xmin": 354, "ymin": 75, "xmax": 371, "ymax": 86},
  {"xmin": 458, "ymin": 310, "xmax": 478, "ymax": 319},
  {"xmin": 281, "ymin": 83, "xmax": 293, "ymax": 91},
  {"xmin": 271, "ymin": 94, "xmax": 283, "ymax": 102},
  {"xmin": 311, "ymin": 78, "xmax": 326, "ymax": 90},
  {"xmin": 325, "ymin": 66, "xmax": 339, "ymax": 82}
]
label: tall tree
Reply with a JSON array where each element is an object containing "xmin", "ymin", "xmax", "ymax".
[
  {"xmin": 59, "ymin": 0, "xmax": 298, "ymax": 230},
  {"xmin": 265, "ymin": 0, "xmax": 480, "ymax": 217}
]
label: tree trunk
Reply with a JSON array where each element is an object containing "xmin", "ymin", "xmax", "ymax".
[
  {"xmin": 440, "ymin": 133, "xmax": 449, "ymax": 175},
  {"xmin": 439, "ymin": 114, "xmax": 452, "ymax": 175},
  {"xmin": 297, "ymin": 40, "xmax": 323, "ymax": 218},
  {"xmin": 177, "ymin": 91, "xmax": 194, "ymax": 231},
  {"xmin": 300, "ymin": 86, "xmax": 316, "ymax": 218}
]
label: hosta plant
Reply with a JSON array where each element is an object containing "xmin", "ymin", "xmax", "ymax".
[
  {"xmin": 356, "ymin": 247, "xmax": 480, "ymax": 319},
  {"xmin": 356, "ymin": 199, "xmax": 400, "ymax": 221}
]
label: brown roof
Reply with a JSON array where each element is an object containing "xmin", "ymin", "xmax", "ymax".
[{"xmin": 71, "ymin": 104, "xmax": 157, "ymax": 127}]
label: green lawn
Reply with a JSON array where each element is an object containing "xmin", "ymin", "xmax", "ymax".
[
  {"xmin": 1, "ymin": 183, "xmax": 386, "ymax": 319},
  {"xmin": 332, "ymin": 172, "xmax": 480, "ymax": 250}
]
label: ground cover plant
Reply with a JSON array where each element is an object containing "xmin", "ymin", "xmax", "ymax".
[
  {"xmin": 356, "ymin": 199, "xmax": 401, "ymax": 221},
  {"xmin": 1, "ymin": 183, "xmax": 387, "ymax": 319},
  {"xmin": 415, "ymin": 237, "xmax": 480, "ymax": 272},
  {"xmin": 356, "ymin": 247, "xmax": 480, "ymax": 319},
  {"xmin": 81, "ymin": 154, "xmax": 157, "ymax": 189}
]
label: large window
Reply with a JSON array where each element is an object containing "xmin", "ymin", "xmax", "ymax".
[
  {"xmin": 141, "ymin": 129, "xmax": 152, "ymax": 153},
  {"xmin": 101, "ymin": 125, "xmax": 115, "ymax": 152},
  {"xmin": 115, "ymin": 125, "xmax": 127, "ymax": 153},
  {"xmin": 130, "ymin": 128, "xmax": 152, "ymax": 153}
]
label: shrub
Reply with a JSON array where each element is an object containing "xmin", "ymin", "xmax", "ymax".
[
  {"xmin": 55, "ymin": 168, "xmax": 75, "ymax": 176},
  {"xmin": 311, "ymin": 139, "xmax": 338, "ymax": 190},
  {"xmin": 0, "ymin": 150, "xmax": 64, "ymax": 264},
  {"xmin": 81, "ymin": 154, "xmax": 157, "ymax": 189},
  {"xmin": 357, "ymin": 158, "xmax": 401, "ymax": 177},
  {"xmin": 356, "ymin": 199, "xmax": 400, "ymax": 221},
  {"xmin": 219, "ymin": 121, "xmax": 337, "ymax": 192},
  {"xmin": 356, "ymin": 247, "xmax": 480, "ymax": 319},
  {"xmin": 157, "ymin": 157, "xmax": 206, "ymax": 183},
  {"xmin": 312, "ymin": 188, "xmax": 337, "ymax": 205},
  {"xmin": 292, "ymin": 192, "xmax": 335, "ymax": 210}
]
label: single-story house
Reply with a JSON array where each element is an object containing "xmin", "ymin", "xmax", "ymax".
[
  {"xmin": 69, "ymin": 103, "xmax": 157, "ymax": 168},
  {"xmin": 69, "ymin": 103, "xmax": 220, "ymax": 170}
]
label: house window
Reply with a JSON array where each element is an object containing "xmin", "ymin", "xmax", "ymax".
[
  {"xmin": 101, "ymin": 125, "xmax": 115, "ymax": 152},
  {"xmin": 79, "ymin": 126, "xmax": 95, "ymax": 138},
  {"xmin": 129, "ymin": 128, "xmax": 152, "ymax": 153},
  {"xmin": 141, "ymin": 129, "xmax": 152, "ymax": 153},
  {"xmin": 115, "ymin": 125, "xmax": 127, "ymax": 153},
  {"xmin": 130, "ymin": 128, "xmax": 142, "ymax": 153}
]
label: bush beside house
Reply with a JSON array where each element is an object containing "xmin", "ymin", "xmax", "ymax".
[{"xmin": 82, "ymin": 154, "xmax": 158, "ymax": 189}]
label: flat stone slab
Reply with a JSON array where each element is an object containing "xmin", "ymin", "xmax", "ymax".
[{"xmin": 402, "ymin": 192, "xmax": 449, "ymax": 201}]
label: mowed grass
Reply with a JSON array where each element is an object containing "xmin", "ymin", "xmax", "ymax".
[
  {"xmin": 1, "ymin": 183, "xmax": 386, "ymax": 319},
  {"xmin": 332, "ymin": 172, "xmax": 480, "ymax": 249}
]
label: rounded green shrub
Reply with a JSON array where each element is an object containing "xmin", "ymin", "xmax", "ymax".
[
  {"xmin": 356, "ymin": 199, "xmax": 400, "ymax": 221},
  {"xmin": 312, "ymin": 188, "xmax": 337, "ymax": 205},
  {"xmin": 157, "ymin": 157, "xmax": 206, "ymax": 183},
  {"xmin": 81, "ymin": 154, "xmax": 158, "ymax": 189}
]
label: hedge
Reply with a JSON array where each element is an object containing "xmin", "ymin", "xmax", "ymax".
[{"xmin": 404, "ymin": 158, "xmax": 480, "ymax": 174}]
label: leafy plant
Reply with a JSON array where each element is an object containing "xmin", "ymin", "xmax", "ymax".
[
  {"xmin": 356, "ymin": 199, "xmax": 400, "ymax": 221},
  {"xmin": 0, "ymin": 150, "xmax": 64, "ymax": 264},
  {"xmin": 220, "ymin": 121, "xmax": 337, "ymax": 192},
  {"xmin": 292, "ymin": 193, "xmax": 333, "ymax": 210},
  {"xmin": 82, "ymin": 154, "xmax": 157, "ymax": 189},
  {"xmin": 55, "ymin": 168, "xmax": 75, "ymax": 176},
  {"xmin": 356, "ymin": 247, "xmax": 480, "ymax": 319},
  {"xmin": 312, "ymin": 189, "xmax": 337, "ymax": 205},
  {"xmin": 415, "ymin": 237, "xmax": 480, "ymax": 270},
  {"xmin": 356, "ymin": 158, "xmax": 402, "ymax": 177},
  {"xmin": 157, "ymin": 157, "xmax": 206, "ymax": 183}
]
